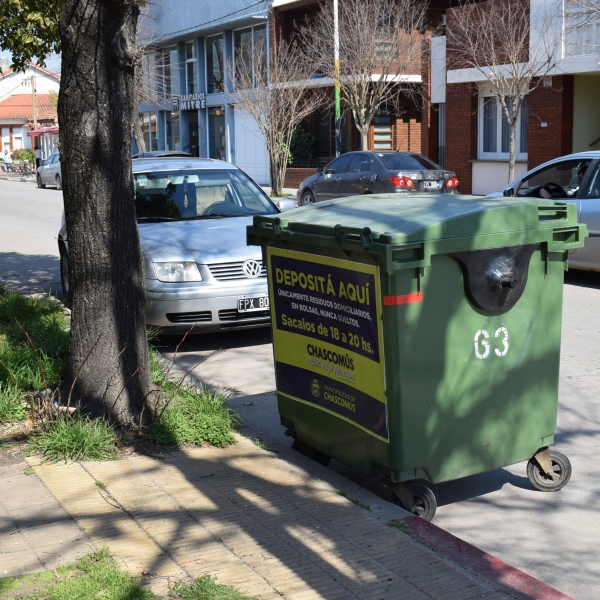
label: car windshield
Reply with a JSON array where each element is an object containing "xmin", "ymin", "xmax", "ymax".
[
  {"xmin": 377, "ymin": 153, "xmax": 440, "ymax": 171},
  {"xmin": 134, "ymin": 169, "xmax": 277, "ymax": 221}
]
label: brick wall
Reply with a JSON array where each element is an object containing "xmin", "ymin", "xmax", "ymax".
[
  {"xmin": 528, "ymin": 75, "xmax": 574, "ymax": 170},
  {"xmin": 394, "ymin": 106, "xmax": 422, "ymax": 153},
  {"xmin": 445, "ymin": 83, "xmax": 478, "ymax": 193},
  {"xmin": 285, "ymin": 168, "xmax": 315, "ymax": 189}
]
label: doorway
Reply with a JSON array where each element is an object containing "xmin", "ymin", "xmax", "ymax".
[
  {"xmin": 208, "ymin": 107, "xmax": 226, "ymax": 160},
  {"xmin": 187, "ymin": 112, "xmax": 199, "ymax": 157}
]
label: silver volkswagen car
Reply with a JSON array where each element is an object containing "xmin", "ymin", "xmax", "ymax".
[{"xmin": 58, "ymin": 157, "xmax": 280, "ymax": 333}]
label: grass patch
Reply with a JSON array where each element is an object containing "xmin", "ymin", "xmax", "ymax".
[
  {"xmin": 333, "ymin": 489, "xmax": 372, "ymax": 512},
  {"xmin": 0, "ymin": 547, "xmax": 153, "ymax": 600},
  {"xmin": 29, "ymin": 415, "xmax": 119, "ymax": 462},
  {"xmin": 144, "ymin": 348, "xmax": 239, "ymax": 448},
  {"xmin": 23, "ymin": 467, "xmax": 35, "ymax": 475},
  {"xmin": 172, "ymin": 575, "xmax": 255, "ymax": 600},
  {"xmin": 387, "ymin": 519, "xmax": 409, "ymax": 533},
  {"xmin": 0, "ymin": 383, "xmax": 27, "ymax": 423},
  {"xmin": 0, "ymin": 286, "xmax": 69, "ymax": 398}
]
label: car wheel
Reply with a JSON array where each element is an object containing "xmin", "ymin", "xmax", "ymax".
[
  {"xmin": 55, "ymin": 175, "xmax": 62, "ymax": 190},
  {"xmin": 60, "ymin": 250, "xmax": 71, "ymax": 301},
  {"xmin": 37, "ymin": 175, "xmax": 46, "ymax": 189},
  {"xmin": 301, "ymin": 190, "xmax": 315, "ymax": 206}
]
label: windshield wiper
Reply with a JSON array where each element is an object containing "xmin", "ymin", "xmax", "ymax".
[{"xmin": 136, "ymin": 216, "xmax": 180, "ymax": 222}]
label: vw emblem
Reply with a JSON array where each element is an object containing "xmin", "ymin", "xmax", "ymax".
[{"xmin": 243, "ymin": 259, "xmax": 262, "ymax": 278}]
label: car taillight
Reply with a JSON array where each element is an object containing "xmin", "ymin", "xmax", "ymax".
[
  {"xmin": 446, "ymin": 176, "xmax": 460, "ymax": 188},
  {"xmin": 389, "ymin": 176, "xmax": 414, "ymax": 188}
]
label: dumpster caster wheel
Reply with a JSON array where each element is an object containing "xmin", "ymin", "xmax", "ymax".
[
  {"xmin": 407, "ymin": 484, "xmax": 437, "ymax": 521},
  {"xmin": 527, "ymin": 449, "xmax": 572, "ymax": 492},
  {"xmin": 291, "ymin": 440, "xmax": 331, "ymax": 467},
  {"xmin": 391, "ymin": 482, "xmax": 437, "ymax": 521}
]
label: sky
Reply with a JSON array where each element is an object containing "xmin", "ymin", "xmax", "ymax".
[{"xmin": 0, "ymin": 49, "xmax": 61, "ymax": 74}]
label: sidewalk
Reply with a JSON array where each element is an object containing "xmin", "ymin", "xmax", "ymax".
[{"xmin": 0, "ymin": 434, "xmax": 572, "ymax": 600}]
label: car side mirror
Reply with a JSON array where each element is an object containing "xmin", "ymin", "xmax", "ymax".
[
  {"xmin": 316, "ymin": 167, "xmax": 323, "ymax": 174},
  {"xmin": 325, "ymin": 168, "xmax": 335, "ymax": 175},
  {"xmin": 503, "ymin": 187, "xmax": 515, "ymax": 197}
]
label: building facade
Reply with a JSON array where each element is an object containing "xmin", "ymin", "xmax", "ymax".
[
  {"xmin": 435, "ymin": 0, "xmax": 600, "ymax": 194},
  {"xmin": 137, "ymin": 0, "xmax": 272, "ymax": 184},
  {"xmin": 0, "ymin": 62, "xmax": 60, "ymax": 153}
]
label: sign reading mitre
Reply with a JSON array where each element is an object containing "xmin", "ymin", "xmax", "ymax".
[{"xmin": 172, "ymin": 93, "xmax": 206, "ymax": 111}]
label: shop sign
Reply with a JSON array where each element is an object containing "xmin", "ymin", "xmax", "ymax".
[
  {"xmin": 268, "ymin": 248, "xmax": 388, "ymax": 441},
  {"xmin": 172, "ymin": 93, "xmax": 206, "ymax": 111}
]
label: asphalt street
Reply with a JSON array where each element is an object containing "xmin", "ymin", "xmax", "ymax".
[{"xmin": 2, "ymin": 178, "xmax": 599, "ymax": 599}]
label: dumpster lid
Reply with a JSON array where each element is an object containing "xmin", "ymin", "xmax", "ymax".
[{"xmin": 253, "ymin": 194, "xmax": 578, "ymax": 245}]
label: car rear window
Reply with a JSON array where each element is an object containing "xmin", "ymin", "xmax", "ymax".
[
  {"xmin": 134, "ymin": 169, "xmax": 277, "ymax": 221},
  {"xmin": 377, "ymin": 153, "xmax": 440, "ymax": 171}
]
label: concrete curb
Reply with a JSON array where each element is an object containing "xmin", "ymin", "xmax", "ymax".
[{"xmin": 401, "ymin": 516, "xmax": 574, "ymax": 600}]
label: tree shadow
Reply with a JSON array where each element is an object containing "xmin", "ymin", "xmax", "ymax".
[{"xmin": 0, "ymin": 252, "xmax": 62, "ymax": 297}]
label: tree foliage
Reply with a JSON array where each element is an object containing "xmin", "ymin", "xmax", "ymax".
[{"xmin": 0, "ymin": 0, "xmax": 60, "ymax": 70}]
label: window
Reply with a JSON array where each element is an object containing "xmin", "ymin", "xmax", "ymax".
[
  {"xmin": 325, "ymin": 154, "xmax": 352, "ymax": 173},
  {"xmin": 141, "ymin": 53, "xmax": 159, "ymax": 102},
  {"xmin": 206, "ymin": 34, "xmax": 225, "ymax": 94},
  {"xmin": 378, "ymin": 153, "xmax": 441, "ymax": 171},
  {"xmin": 349, "ymin": 154, "xmax": 370, "ymax": 173},
  {"xmin": 185, "ymin": 41, "xmax": 197, "ymax": 95},
  {"xmin": 138, "ymin": 112, "xmax": 158, "ymax": 151},
  {"xmin": 516, "ymin": 159, "xmax": 593, "ymax": 198},
  {"xmin": 234, "ymin": 24, "xmax": 266, "ymax": 89},
  {"xmin": 564, "ymin": 1, "xmax": 600, "ymax": 57},
  {"xmin": 164, "ymin": 45, "xmax": 180, "ymax": 98},
  {"xmin": 371, "ymin": 114, "xmax": 393, "ymax": 149},
  {"xmin": 479, "ymin": 95, "xmax": 528, "ymax": 160},
  {"xmin": 165, "ymin": 111, "xmax": 181, "ymax": 151}
]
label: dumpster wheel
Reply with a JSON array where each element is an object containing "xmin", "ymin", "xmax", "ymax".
[
  {"xmin": 389, "ymin": 481, "xmax": 437, "ymax": 521},
  {"xmin": 527, "ymin": 448, "xmax": 572, "ymax": 492}
]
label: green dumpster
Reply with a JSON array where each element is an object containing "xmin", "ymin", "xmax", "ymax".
[{"xmin": 248, "ymin": 194, "xmax": 587, "ymax": 520}]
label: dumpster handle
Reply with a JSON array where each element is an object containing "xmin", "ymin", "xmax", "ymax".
[{"xmin": 333, "ymin": 224, "xmax": 374, "ymax": 247}]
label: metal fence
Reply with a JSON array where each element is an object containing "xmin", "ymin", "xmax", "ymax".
[{"xmin": 288, "ymin": 156, "xmax": 335, "ymax": 169}]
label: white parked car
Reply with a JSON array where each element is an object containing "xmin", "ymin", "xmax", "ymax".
[
  {"xmin": 489, "ymin": 151, "xmax": 600, "ymax": 272},
  {"xmin": 57, "ymin": 157, "xmax": 293, "ymax": 333}
]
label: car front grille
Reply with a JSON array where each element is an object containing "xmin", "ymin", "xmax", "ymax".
[
  {"xmin": 207, "ymin": 261, "xmax": 267, "ymax": 281},
  {"xmin": 166, "ymin": 311, "xmax": 212, "ymax": 324},
  {"xmin": 218, "ymin": 309, "xmax": 270, "ymax": 322}
]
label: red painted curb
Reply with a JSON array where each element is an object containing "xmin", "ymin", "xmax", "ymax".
[{"xmin": 400, "ymin": 516, "xmax": 573, "ymax": 600}]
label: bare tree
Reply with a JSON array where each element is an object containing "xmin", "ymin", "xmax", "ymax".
[
  {"xmin": 228, "ymin": 34, "xmax": 325, "ymax": 195},
  {"xmin": 447, "ymin": 0, "xmax": 563, "ymax": 183},
  {"xmin": 304, "ymin": 0, "xmax": 427, "ymax": 151}
]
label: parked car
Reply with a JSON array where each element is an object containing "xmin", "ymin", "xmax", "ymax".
[
  {"xmin": 57, "ymin": 157, "xmax": 281, "ymax": 333},
  {"xmin": 37, "ymin": 152, "xmax": 62, "ymax": 189},
  {"xmin": 488, "ymin": 151, "xmax": 600, "ymax": 272},
  {"xmin": 296, "ymin": 151, "xmax": 459, "ymax": 206},
  {"xmin": 131, "ymin": 150, "xmax": 193, "ymax": 159}
]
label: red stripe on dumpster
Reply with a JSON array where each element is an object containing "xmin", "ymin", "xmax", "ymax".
[{"xmin": 383, "ymin": 292, "xmax": 423, "ymax": 305}]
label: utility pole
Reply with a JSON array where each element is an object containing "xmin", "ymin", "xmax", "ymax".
[
  {"xmin": 31, "ymin": 75, "xmax": 38, "ymax": 129},
  {"xmin": 334, "ymin": 0, "xmax": 341, "ymax": 157}
]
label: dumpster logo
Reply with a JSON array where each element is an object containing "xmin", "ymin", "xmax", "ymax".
[
  {"xmin": 268, "ymin": 247, "xmax": 388, "ymax": 441},
  {"xmin": 310, "ymin": 379, "xmax": 321, "ymax": 398}
]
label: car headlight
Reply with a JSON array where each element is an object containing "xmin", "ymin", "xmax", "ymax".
[{"xmin": 154, "ymin": 262, "xmax": 202, "ymax": 282}]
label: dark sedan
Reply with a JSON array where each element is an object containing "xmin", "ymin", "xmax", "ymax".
[{"xmin": 296, "ymin": 151, "xmax": 459, "ymax": 206}]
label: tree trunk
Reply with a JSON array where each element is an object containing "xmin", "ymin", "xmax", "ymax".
[
  {"xmin": 508, "ymin": 118, "xmax": 517, "ymax": 184},
  {"xmin": 59, "ymin": 0, "xmax": 156, "ymax": 427},
  {"xmin": 270, "ymin": 153, "xmax": 284, "ymax": 196}
]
